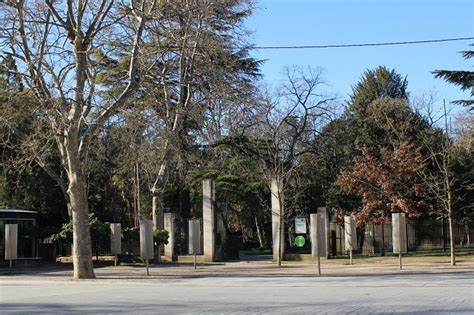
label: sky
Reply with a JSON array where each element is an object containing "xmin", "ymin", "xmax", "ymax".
[{"xmin": 245, "ymin": 0, "xmax": 473, "ymax": 115}]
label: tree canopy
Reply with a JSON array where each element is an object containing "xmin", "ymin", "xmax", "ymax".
[{"xmin": 434, "ymin": 48, "xmax": 474, "ymax": 109}]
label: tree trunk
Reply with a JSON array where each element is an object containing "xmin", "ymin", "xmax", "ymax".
[
  {"xmin": 277, "ymin": 192, "xmax": 283, "ymax": 267},
  {"xmin": 448, "ymin": 204, "xmax": 456, "ymax": 266},
  {"xmin": 67, "ymin": 34, "xmax": 95, "ymax": 279},
  {"xmin": 465, "ymin": 224, "xmax": 470, "ymax": 246},
  {"xmin": 381, "ymin": 223, "xmax": 385, "ymax": 257},
  {"xmin": 151, "ymin": 156, "xmax": 170, "ymax": 230},
  {"xmin": 69, "ymin": 172, "xmax": 95, "ymax": 279},
  {"xmin": 442, "ymin": 218, "xmax": 447, "ymax": 252},
  {"xmin": 372, "ymin": 225, "xmax": 376, "ymax": 255},
  {"xmin": 152, "ymin": 193, "xmax": 164, "ymax": 230},
  {"xmin": 255, "ymin": 216, "xmax": 264, "ymax": 248}
]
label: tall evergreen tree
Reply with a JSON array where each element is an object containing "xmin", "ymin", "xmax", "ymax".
[
  {"xmin": 349, "ymin": 66, "xmax": 408, "ymax": 117},
  {"xmin": 433, "ymin": 48, "xmax": 474, "ymax": 110}
]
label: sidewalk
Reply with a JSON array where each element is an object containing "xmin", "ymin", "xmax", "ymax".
[
  {"xmin": 2, "ymin": 257, "xmax": 473, "ymax": 314},
  {"xmin": 1, "ymin": 255, "xmax": 473, "ymax": 281}
]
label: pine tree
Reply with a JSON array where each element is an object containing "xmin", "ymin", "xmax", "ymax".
[{"xmin": 433, "ymin": 48, "xmax": 474, "ymax": 110}]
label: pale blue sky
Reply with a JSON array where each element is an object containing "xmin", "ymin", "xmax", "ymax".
[{"xmin": 246, "ymin": 0, "xmax": 473, "ymax": 113}]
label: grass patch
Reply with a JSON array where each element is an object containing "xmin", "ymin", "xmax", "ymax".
[{"xmin": 283, "ymin": 252, "xmax": 474, "ymax": 265}]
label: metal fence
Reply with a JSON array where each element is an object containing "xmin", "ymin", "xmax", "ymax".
[
  {"xmin": 54, "ymin": 219, "xmax": 473, "ymax": 258},
  {"xmin": 330, "ymin": 219, "xmax": 473, "ymax": 256}
]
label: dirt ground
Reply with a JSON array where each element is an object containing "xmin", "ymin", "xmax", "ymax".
[{"xmin": 2, "ymin": 253, "xmax": 473, "ymax": 280}]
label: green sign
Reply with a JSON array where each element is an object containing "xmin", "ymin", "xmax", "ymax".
[{"xmin": 295, "ymin": 235, "xmax": 305, "ymax": 247}]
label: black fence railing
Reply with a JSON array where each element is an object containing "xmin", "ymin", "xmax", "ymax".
[
  {"xmin": 329, "ymin": 219, "xmax": 473, "ymax": 256},
  {"xmin": 53, "ymin": 219, "xmax": 473, "ymax": 258}
]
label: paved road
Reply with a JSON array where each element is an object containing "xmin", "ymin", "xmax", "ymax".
[{"xmin": 1, "ymin": 272, "xmax": 473, "ymax": 314}]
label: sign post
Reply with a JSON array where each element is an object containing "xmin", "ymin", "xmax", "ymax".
[
  {"xmin": 392, "ymin": 213, "xmax": 407, "ymax": 270},
  {"xmin": 5, "ymin": 224, "xmax": 18, "ymax": 273},
  {"xmin": 344, "ymin": 216, "xmax": 357, "ymax": 265},
  {"xmin": 295, "ymin": 217, "xmax": 307, "ymax": 234},
  {"xmin": 110, "ymin": 223, "xmax": 121, "ymax": 267},
  {"xmin": 295, "ymin": 235, "xmax": 305, "ymax": 247},
  {"xmin": 189, "ymin": 219, "xmax": 201, "ymax": 269},
  {"xmin": 140, "ymin": 220, "xmax": 154, "ymax": 276},
  {"xmin": 310, "ymin": 213, "xmax": 325, "ymax": 276},
  {"xmin": 295, "ymin": 217, "xmax": 306, "ymax": 251}
]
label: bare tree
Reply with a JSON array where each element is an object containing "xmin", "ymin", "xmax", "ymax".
[
  {"xmin": 251, "ymin": 67, "xmax": 336, "ymax": 266},
  {"xmin": 415, "ymin": 99, "xmax": 466, "ymax": 266},
  {"xmin": 1, "ymin": 0, "xmax": 157, "ymax": 278}
]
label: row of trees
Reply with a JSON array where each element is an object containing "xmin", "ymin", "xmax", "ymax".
[{"xmin": 0, "ymin": 0, "xmax": 472, "ymax": 277}]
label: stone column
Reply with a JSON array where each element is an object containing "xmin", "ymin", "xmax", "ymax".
[
  {"xmin": 271, "ymin": 177, "xmax": 284, "ymax": 261},
  {"xmin": 164, "ymin": 213, "xmax": 176, "ymax": 262},
  {"xmin": 203, "ymin": 179, "xmax": 216, "ymax": 261}
]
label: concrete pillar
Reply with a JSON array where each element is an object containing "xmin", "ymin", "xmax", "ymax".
[
  {"xmin": 203, "ymin": 179, "xmax": 216, "ymax": 261},
  {"xmin": 317, "ymin": 207, "xmax": 330, "ymax": 258},
  {"xmin": 164, "ymin": 213, "xmax": 176, "ymax": 261},
  {"xmin": 271, "ymin": 177, "xmax": 284, "ymax": 261}
]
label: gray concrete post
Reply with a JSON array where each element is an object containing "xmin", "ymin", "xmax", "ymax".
[
  {"xmin": 164, "ymin": 213, "xmax": 176, "ymax": 262},
  {"xmin": 203, "ymin": 179, "xmax": 216, "ymax": 262},
  {"xmin": 271, "ymin": 178, "xmax": 284, "ymax": 262}
]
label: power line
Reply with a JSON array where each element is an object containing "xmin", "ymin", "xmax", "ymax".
[{"xmin": 252, "ymin": 37, "xmax": 474, "ymax": 50}]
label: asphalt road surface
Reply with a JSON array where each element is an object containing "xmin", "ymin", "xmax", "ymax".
[{"xmin": 1, "ymin": 272, "xmax": 473, "ymax": 314}]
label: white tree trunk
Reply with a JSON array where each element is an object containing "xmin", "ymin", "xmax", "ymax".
[
  {"xmin": 448, "ymin": 203, "xmax": 456, "ymax": 266},
  {"xmin": 255, "ymin": 216, "xmax": 264, "ymax": 248}
]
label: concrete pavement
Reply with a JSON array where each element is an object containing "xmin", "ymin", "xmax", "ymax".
[{"xmin": 1, "ymin": 273, "xmax": 473, "ymax": 314}]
